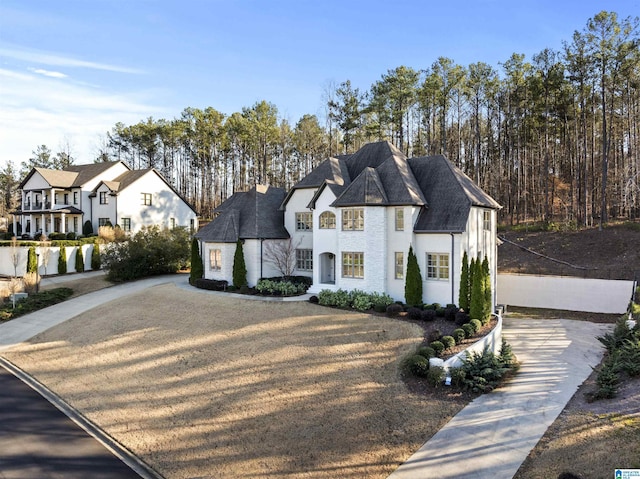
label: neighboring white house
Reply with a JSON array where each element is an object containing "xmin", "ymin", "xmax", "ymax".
[
  {"xmin": 197, "ymin": 141, "xmax": 501, "ymax": 307},
  {"xmin": 194, "ymin": 185, "xmax": 290, "ymax": 286},
  {"xmin": 14, "ymin": 162, "xmax": 198, "ymax": 236}
]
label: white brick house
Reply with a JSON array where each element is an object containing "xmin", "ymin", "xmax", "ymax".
[
  {"xmin": 15, "ymin": 162, "xmax": 198, "ymax": 236},
  {"xmin": 196, "ymin": 141, "xmax": 501, "ymax": 307}
]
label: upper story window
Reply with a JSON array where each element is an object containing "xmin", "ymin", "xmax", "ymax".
[
  {"xmin": 99, "ymin": 191, "xmax": 109, "ymax": 204},
  {"xmin": 483, "ymin": 210, "xmax": 491, "ymax": 231},
  {"xmin": 73, "ymin": 191, "xmax": 78, "ymax": 205},
  {"xmin": 295, "ymin": 212, "xmax": 312, "ymax": 231},
  {"xmin": 63, "ymin": 193, "xmax": 69, "ymax": 204},
  {"xmin": 319, "ymin": 211, "xmax": 336, "ymax": 229},
  {"xmin": 342, "ymin": 208, "xmax": 364, "ymax": 231},
  {"xmin": 142, "ymin": 193, "xmax": 152, "ymax": 206},
  {"xmin": 395, "ymin": 208, "xmax": 404, "ymax": 231}
]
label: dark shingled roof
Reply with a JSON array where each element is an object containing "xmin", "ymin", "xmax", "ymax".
[
  {"xmin": 196, "ymin": 185, "xmax": 289, "ymax": 242},
  {"xmin": 19, "ymin": 161, "xmax": 128, "ymax": 189},
  {"xmin": 331, "ymin": 167, "xmax": 389, "ymax": 206},
  {"xmin": 409, "ymin": 155, "xmax": 501, "ymax": 232}
]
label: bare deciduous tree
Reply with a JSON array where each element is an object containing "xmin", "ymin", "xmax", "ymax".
[
  {"xmin": 9, "ymin": 236, "xmax": 20, "ymax": 278},
  {"xmin": 40, "ymin": 236, "xmax": 51, "ymax": 276},
  {"xmin": 263, "ymin": 238, "xmax": 302, "ymax": 277}
]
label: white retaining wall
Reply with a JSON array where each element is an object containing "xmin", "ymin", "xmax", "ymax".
[
  {"xmin": 0, "ymin": 244, "xmax": 97, "ymax": 277},
  {"xmin": 444, "ymin": 314, "xmax": 503, "ymax": 369},
  {"xmin": 497, "ymin": 273, "xmax": 633, "ymax": 314}
]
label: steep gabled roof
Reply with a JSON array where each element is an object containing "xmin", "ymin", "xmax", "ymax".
[
  {"xmin": 33, "ymin": 168, "xmax": 78, "ymax": 188},
  {"xmin": 342, "ymin": 141, "xmax": 404, "ymax": 180},
  {"xmin": 409, "ymin": 155, "xmax": 501, "ymax": 232},
  {"xmin": 64, "ymin": 161, "xmax": 127, "ymax": 187},
  {"xmin": 331, "ymin": 167, "xmax": 389, "ymax": 206},
  {"xmin": 196, "ymin": 185, "xmax": 289, "ymax": 242}
]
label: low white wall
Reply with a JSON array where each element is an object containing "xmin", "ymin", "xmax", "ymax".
[
  {"xmin": 0, "ymin": 244, "xmax": 96, "ymax": 277},
  {"xmin": 497, "ymin": 273, "xmax": 633, "ymax": 314},
  {"xmin": 444, "ymin": 314, "xmax": 503, "ymax": 369}
]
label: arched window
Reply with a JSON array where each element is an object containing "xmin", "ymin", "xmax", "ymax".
[{"xmin": 319, "ymin": 211, "xmax": 336, "ymax": 229}]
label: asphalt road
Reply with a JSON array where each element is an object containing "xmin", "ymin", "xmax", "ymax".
[{"xmin": 0, "ymin": 366, "xmax": 142, "ymax": 479}]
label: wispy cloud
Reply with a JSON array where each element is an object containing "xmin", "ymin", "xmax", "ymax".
[
  {"xmin": 0, "ymin": 44, "xmax": 143, "ymax": 74},
  {"xmin": 0, "ymin": 68, "xmax": 168, "ymax": 164},
  {"xmin": 28, "ymin": 67, "xmax": 68, "ymax": 79}
]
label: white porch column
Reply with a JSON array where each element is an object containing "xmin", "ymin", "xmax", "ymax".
[
  {"xmin": 61, "ymin": 213, "xmax": 66, "ymax": 233},
  {"xmin": 41, "ymin": 214, "xmax": 45, "ymax": 234},
  {"xmin": 50, "ymin": 213, "xmax": 54, "ymax": 233},
  {"xmin": 12, "ymin": 215, "xmax": 17, "ymax": 236},
  {"xmin": 28, "ymin": 214, "xmax": 33, "ymax": 234}
]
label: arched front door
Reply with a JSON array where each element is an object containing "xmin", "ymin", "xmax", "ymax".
[{"xmin": 320, "ymin": 252, "xmax": 335, "ymax": 284}]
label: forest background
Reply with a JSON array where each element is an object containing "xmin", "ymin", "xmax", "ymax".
[{"xmin": 1, "ymin": 10, "xmax": 638, "ymax": 229}]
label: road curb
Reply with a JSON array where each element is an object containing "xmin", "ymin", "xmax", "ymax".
[{"xmin": 0, "ymin": 356, "xmax": 164, "ymax": 479}]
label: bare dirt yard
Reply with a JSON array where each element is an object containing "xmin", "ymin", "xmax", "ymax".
[{"xmin": 1, "ymin": 282, "xmax": 469, "ymax": 479}]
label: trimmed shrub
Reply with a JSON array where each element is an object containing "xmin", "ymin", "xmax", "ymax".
[
  {"xmin": 430, "ymin": 340, "xmax": 445, "ymax": 356},
  {"xmin": 436, "ymin": 307, "xmax": 446, "ymax": 317},
  {"xmin": 386, "ymin": 303, "xmax": 403, "ymax": 317},
  {"xmin": 482, "ymin": 256, "xmax": 492, "ymax": 324},
  {"xmin": 83, "ymin": 220, "xmax": 93, "ymax": 236},
  {"xmin": 431, "ymin": 303, "xmax": 441, "ymax": 310},
  {"xmin": 441, "ymin": 335, "xmax": 456, "ymax": 350},
  {"xmin": 462, "ymin": 323, "xmax": 474, "ymax": 338},
  {"xmin": 350, "ymin": 289, "xmax": 372, "ymax": 311},
  {"xmin": 455, "ymin": 310, "xmax": 470, "ymax": 325},
  {"xmin": 426, "ymin": 366, "xmax": 445, "ymax": 387},
  {"xmin": 423, "ymin": 303, "xmax": 435, "ymax": 310},
  {"xmin": 417, "ymin": 346, "xmax": 436, "ymax": 359},
  {"xmin": 421, "ymin": 309, "xmax": 436, "ymax": 321},
  {"xmin": 189, "ymin": 238, "xmax": 203, "ymax": 284},
  {"xmin": 256, "ymin": 279, "xmax": 307, "ymax": 296},
  {"xmin": 194, "ymin": 278, "xmax": 228, "ymax": 291},
  {"xmin": 91, "ymin": 243, "xmax": 101, "ymax": 270},
  {"xmin": 458, "ymin": 345, "xmax": 512, "ymax": 393},
  {"xmin": 58, "ymin": 247, "xmax": 67, "ymax": 274},
  {"xmin": 428, "ymin": 329, "xmax": 441, "ymax": 342},
  {"xmin": 452, "ymin": 328, "xmax": 466, "ymax": 344},
  {"xmin": 444, "ymin": 306, "xmax": 457, "ymax": 321},
  {"xmin": 373, "ymin": 303, "xmax": 387, "ymax": 313},
  {"xmin": 309, "ymin": 295, "xmax": 319, "ymax": 304},
  {"xmin": 470, "ymin": 257, "xmax": 484, "ymax": 321},
  {"xmin": 470, "ymin": 318, "xmax": 482, "ymax": 333},
  {"xmin": 369, "ymin": 292, "xmax": 394, "ymax": 310},
  {"xmin": 404, "ymin": 354, "xmax": 430, "ymax": 377},
  {"xmin": 66, "ymin": 232, "xmax": 76, "ymax": 240},
  {"xmin": 407, "ymin": 307, "xmax": 423, "ymax": 320},
  {"xmin": 74, "ymin": 247, "xmax": 84, "ymax": 273}
]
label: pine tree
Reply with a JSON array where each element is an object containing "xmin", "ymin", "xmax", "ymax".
[
  {"xmin": 469, "ymin": 257, "xmax": 484, "ymax": 320},
  {"xmin": 58, "ymin": 247, "xmax": 67, "ymax": 274},
  {"xmin": 27, "ymin": 246, "xmax": 37, "ymax": 273},
  {"xmin": 459, "ymin": 251, "xmax": 470, "ymax": 311},
  {"xmin": 232, "ymin": 239, "xmax": 247, "ymax": 287},
  {"xmin": 91, "ymin": 242, "xmax": 101, "ymax": 270},
  {"xmin": 405, "ymin": 245, "xmax": 423, "ymax": 307},
  {"xmin": 190, "ymin": 238, "xmax": 203, "ymax": 284},
  {"xmin": 75, "ymin": 246, "xmax": 84, "ymax": 273},
  {"xmin": 482, "ymin": 255, "xmax": 492, "ymax": 323}
]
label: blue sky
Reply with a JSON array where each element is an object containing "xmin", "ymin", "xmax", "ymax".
[{"xmin": 1, "ymin": 0, "xmax": 638, "ymax": 167}]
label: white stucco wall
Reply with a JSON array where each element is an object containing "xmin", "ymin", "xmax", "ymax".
[
  {"xmin": 114, "ymin": 171, "xmax": 196, "ymax": 234},
  {"xmin": 311, "ymin": 188, "xmax": 338, "ymax": 287},
  {"xmin": 0, "ymin": 244, "xmax": 97, "ymax": 277},
  {"xmin": 202, "ymin": 242, "xmax": 235, "ymax": 283},
  {"xmin": 414, "ymin": 233, "xmax": 460, "ymax": 306},
  {"xmin": 284, "ymin": 188, "xmax": 314, "ymax": 252},
  {"xmin": 497, "ymin": 273, "xmax": 633, "ymax": 314},
  {"xmin": 385, "ymin": 206, "xmax": 418, "ymax": 302}
]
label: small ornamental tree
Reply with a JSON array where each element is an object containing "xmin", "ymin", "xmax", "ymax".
[
  {"xmin": 482, "ymin": 255, "xmax": 492, "ymax": 322},
  {"xmin": 58, "ymin": 246, "xmax": 68, "ymax": 274},
  {"xmin": 190, "ymin": 238, "xmax": 204, "ymax": 285},
  {"xmin": 75, "ymin": 246, "xmax": 84, "ymax": 273},
  {"xmin": 91, "ymin": 242, "xmax": 101, "ymax": 270},
  {"xmin": 83, "ymin": 220, "xmax": 93, "ymax": 236},
  {"xmin": 405, "ymin": 245, "xmax": 423, "ymax": 307},
  {"xmin": 469, "ymin": 257, "xmax": 484, "ymax": 321},
  {"xmin": 459, "ymin": 251, "xmax": 470, "ymax": 311},
  {"xmin": 27, "ymin": 246, "xmax": 38, "ymax": 274},
  {"xmin": 232, "ymin": 239, "xmax": 247, "ymax": 287}
]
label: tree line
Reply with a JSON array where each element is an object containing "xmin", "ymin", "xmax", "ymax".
[{"xmin": 1, "ymin": 10, "xmax": 638, "ymax": 227}]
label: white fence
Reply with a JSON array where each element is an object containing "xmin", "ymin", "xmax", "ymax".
[
  {"xmin": 0, "ymin": 244, "xmax": 96, "ymax": 278},
  {"xmin": 497, "ymin": 273, "xmax": 634, "ymax": 314}
]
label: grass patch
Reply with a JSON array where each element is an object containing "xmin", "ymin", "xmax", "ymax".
[{"xmin": 0, "ymin": 288, "xmax": 73, "ymax": 321}]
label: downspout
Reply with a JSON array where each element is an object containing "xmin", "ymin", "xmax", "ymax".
[
  {"xmin": 450, "ymin": 232, "xmax": 455, "ymax": 305},
  {"xmin": 260, "ymin": 238, "xmax": 264, "ymax": 279}
]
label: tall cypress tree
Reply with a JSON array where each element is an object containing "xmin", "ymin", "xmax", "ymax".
[
  {"xmin": 58, "ymin": 247, "xmax": 67, "ymax": 274},
  {"xmin": 469, "ymin": 257, "xmax": 484, "ymax": 320},
  {"xmin": 405, "ymin": 245, "xmax": 423, "ymax": 307},
  {"xmin": 91, "ymin": 242, "xmax": 101, "ymax": 270},
  {"xmin": 27, "ymin": 246, "xmax": 37, "ymax": 273},
  {"xmin": 482, "ymin": 255, "xmax": 492, "ymax": 323},
  {"xmin": 190, "ymin": 238, "xmax": 203, "ymax": 284},
  {"xmin": 232, "ymin": 239, "xmax": 247, "ymax": 287},
  {"xmin": 459, "ymin": 251, "xmax": 470, "ymax": 311},
  {"xmin": 75, "ymin": 246, "xmax": 84, "ymax": 273}
]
